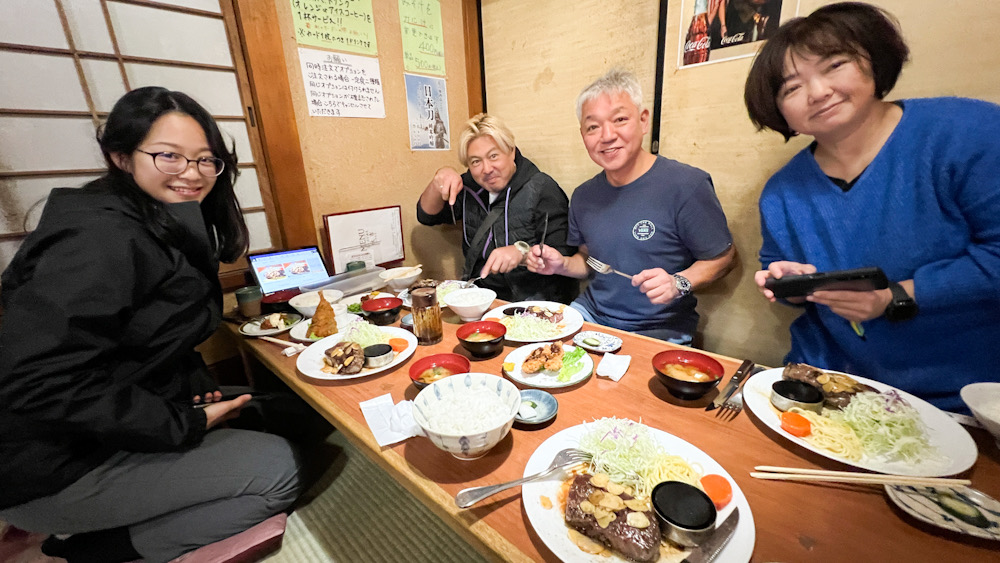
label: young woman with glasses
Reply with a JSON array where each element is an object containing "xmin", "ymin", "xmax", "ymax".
[{"xmin": 0, "ymin": 87, "xmax": 303, "ymax": 562}]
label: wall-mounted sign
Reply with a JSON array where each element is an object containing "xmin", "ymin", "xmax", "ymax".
[
  {"xmin": 290, "ymin": 0, "xmax": 378, "ymax": 56},
  {"xmin": 299, "ymin": 48, "xmax": 385, "ymax": 118}
]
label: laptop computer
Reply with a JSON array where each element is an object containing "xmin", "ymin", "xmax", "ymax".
[{"xmin": 247, "ymin": 246, "xmax": 332, "ymax": 303}]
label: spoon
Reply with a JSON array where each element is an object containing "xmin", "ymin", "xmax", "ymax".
[{"xmin": 462, "ymin": 275, "xmax": 484, "ymax": 289}]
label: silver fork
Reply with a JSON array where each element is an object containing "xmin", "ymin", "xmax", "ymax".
[
  {"xmin": 717, "ymin": 389, "xmax": 744, "ymax": 420},
  {"xmin": 585, "ymin": 256, "xmax": 634, "ymax": 280},
  {"xmin": 454, "ymin": 448, "xmax": 591, "ymax": 508}
]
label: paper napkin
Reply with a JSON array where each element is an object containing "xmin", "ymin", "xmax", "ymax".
[
  {"xmin": 359, "ymin": 394, "xmax": 422, "ymax": 447},
  {"xmin": 596, "ymin": 353, "xmax": 631, "ymax": 382}
]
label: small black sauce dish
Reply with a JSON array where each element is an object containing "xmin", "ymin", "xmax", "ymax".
[
  {"xmin": 364, "ymin": 343, "xmax": 394, "ymax": 368},
  {"xmin": 770, "ymin": 379, "xmax": 825, "ymax": 413},
  {"xmin": 651, "ymin": 481, "xmax": 717, "ymax": 547}
]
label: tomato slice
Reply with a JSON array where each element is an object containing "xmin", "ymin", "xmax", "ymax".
[
  {"xmin": 699, "ymin": 474, "xmax": 733, "ymax": 510},
  {"xmin": 780, "ymin": 411, "xmax": 812, "ymax": 437},
  {"xmin": 388, "ymin": 338, "xmax": 409, "ymax": 353}
]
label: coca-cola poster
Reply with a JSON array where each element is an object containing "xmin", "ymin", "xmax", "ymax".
[{"xmin": 678, "ymin": 0, "xmax": 799, "ymax": 69}]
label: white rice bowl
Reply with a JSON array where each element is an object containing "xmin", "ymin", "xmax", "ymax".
[
  {"xmin": 288, "ymin": 289, "xmax": 344, "ymax": 317},
  {"xmin": 413, "ymin": 372, "xmax": 520, "ymax": 460}
]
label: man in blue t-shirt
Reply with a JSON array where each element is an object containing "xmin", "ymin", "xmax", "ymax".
[{"xmin": 527, "ymin": 68, "xmax": 735, "ymax": 344}]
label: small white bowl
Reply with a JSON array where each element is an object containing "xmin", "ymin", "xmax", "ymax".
[
  {"xmin": 961, "ymin": 382, "xmax": 1000, "ymax": 448},
  {"xmin": 288, "ymin": 289, "xmax": 344, "ymax": 318},
  {"xmin": 379, "ymin": 266, "xmax": 423, "ymax": 291},
  {"xmin": 443, "ymin": 287, "xmax": 497, "ymax": 322},
  {"xmin": 412, "ymin": 373, "xmax": 520, "ymax": 460}
]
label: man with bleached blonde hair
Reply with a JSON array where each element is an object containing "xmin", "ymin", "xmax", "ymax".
[{"xmin": 417, "ymin": 113, "xmax": 578, "ymax": 303}]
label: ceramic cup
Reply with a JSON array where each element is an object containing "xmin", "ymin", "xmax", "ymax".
[{"xmin": 235, "ymin": 286, "xmax": 263, "ymax": 318}]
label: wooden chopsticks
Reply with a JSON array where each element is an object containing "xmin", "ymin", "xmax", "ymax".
[{"xmin": 751, "ymin": 466, "xmax": 971, "ymax": 487}]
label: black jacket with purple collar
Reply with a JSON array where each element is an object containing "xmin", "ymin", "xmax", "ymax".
[{"xmin": 416, "ymin": 149, "xmax": 578, "ymax": 303}]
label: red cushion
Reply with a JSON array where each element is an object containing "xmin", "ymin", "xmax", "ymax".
[{"xmin": 169, "ymin": 513, "xmax": 287, "ymax": 563}]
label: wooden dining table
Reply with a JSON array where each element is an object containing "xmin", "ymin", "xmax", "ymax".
[{"xmin": 223, "ymin": 297, "xmax": 1000, "ymax": 562}]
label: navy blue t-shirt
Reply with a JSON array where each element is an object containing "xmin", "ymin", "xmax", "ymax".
[{"xmin": 568, "ymin": 156, "xmax": 732, "ymax": 334}]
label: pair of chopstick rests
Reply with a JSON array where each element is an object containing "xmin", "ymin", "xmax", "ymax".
[{"xmin": 751, "ymin": 466, "xmax": 971, "ymax": 487}]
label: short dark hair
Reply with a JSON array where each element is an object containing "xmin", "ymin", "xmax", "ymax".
[
  {"xmin": 98, "ymin": 86, "xmax": 248, "ymax": 262},
  {"xmin": 744, "ymin": 2, "xmax": 909, "ymax": 141}
]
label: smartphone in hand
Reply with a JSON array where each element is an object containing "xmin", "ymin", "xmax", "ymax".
[
  {"xmin": 764, "ymin": 267, "xmax": 889, "ymax": 299},
  {"xmin": 189, "ymin": 391, "xmax": 275, "ymax": 408}
]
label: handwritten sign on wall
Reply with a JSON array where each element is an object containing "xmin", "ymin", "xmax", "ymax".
[
  {"xmin": 290, "ymin": 0, "xmax": 378, "ymax": 56},
  {"xmin": 299, "ymin": 48, "xmax": 386, "ymax": 118},
  {"xmin": 398, "ymin": 0, "xmax": 445, "ymax": 76}
]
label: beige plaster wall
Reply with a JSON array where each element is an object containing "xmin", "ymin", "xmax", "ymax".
[
  {"xmin": 271, "ymin": 0, "xmax": 471, "ymax": 281},
  {"xmin": 480, "ymin": 0, "xmax": 1000, "ymax": 366}
]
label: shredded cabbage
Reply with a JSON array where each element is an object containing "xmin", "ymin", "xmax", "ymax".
[
  {"xmin": 558, "ymin": 347, "xmax": 587, "ymax": 382},
  {"xmin": 499, "ymin": 314, "xmax": 560, "ymax": 340},
  {"xmin": 341, "ymin": 322, "xmax": 389, "ymax": 348},
  {"xmin": 578, "ymin": 418, "xmax": 700, "ymax": 498},
  {"xmin": 829, "ymin": 391, "xmax": 938, "ymax": 464}
]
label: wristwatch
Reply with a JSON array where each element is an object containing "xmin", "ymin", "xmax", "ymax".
[
  {"xmin": 514, "ymin": 241, "xmax": 530, "ymax": 260},
  {"xmin": 884, "ymin": 282, "xmax": 918, "ymax": 322},
  {"xmin": 673, "ymin": 274, "xmax": 692, "ymax": 297}
]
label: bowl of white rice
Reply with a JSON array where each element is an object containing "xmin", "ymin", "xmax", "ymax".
[
  {"xmin": 444, "ymin": 288, "xmax": 497, "ymax": 322},
  {"xmin": 412, "ymin": 372, "xmax": 520, "ymax": 460},
  {"xmin": 961, "ymin": 382, "xmax": 1000, "ymax": 449}
]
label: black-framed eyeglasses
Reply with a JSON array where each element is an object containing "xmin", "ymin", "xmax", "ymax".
[{"xmin": 136, "ymin": 150, "xmax": 225, "ymax": 177}]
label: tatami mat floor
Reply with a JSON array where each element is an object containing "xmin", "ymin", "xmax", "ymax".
[{"xmin": 264, "ymin": 431, "xmax": 489, "ymax": 563}]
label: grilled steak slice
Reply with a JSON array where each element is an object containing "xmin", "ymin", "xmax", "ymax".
[
  {"xmin": 526, "ymin": 305, "xmax": 563, "ymax": 324},
  {"xmin": 323, "ymin": 342, "xmax": 364, "ymax": 374},
  {"xmin": 782, "ymin": 362, "xmax": 825, "ymax": 387},
  {"xmin": 565, "ymin": 474, "xmax": 660, "ymax": 562}
]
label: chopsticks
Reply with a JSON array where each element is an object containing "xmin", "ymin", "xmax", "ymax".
[{"xmin": 751, "ymin": 466, "xmax": 971, "ymax": 487}]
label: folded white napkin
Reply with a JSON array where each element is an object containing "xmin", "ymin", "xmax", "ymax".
[
  {"xmin": 597, "ymin": 353, "xmax": 631, "ymax": 382},
  {"xmin": 359, "ymin": 394, "xmax": 422, "ymax": 447}
]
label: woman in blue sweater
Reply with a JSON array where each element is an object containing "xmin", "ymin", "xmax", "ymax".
[{"xmin": 743, "ymin": 2, "xmax": 1000, "ymax": 413}]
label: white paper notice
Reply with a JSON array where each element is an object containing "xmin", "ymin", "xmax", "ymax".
[{"xmin": 299, "ymin": 48, "xmax": 385, "ymax": 118}]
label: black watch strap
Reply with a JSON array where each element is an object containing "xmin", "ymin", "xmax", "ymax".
[{"xmin": 885, "ymin": 282, "xmax": 918, "ymax": 322}]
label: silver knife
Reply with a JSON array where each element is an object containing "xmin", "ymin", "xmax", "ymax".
[
  {"xmin": 706, "ymin": 359, "xmax": 753, "ymax": 411},
  {"xmin": 539, "ymin": 212, "xmax": 549, "ymax": 250},
  {"xmin": 682, "ymin": 507, "xmax": 740, "ymax": 563}
]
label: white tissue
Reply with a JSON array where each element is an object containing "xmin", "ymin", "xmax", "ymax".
[
  {"xmin": 597, "ymin": 353, "xmax": 631, "ymax": 382},
  {"xmin": 359, "ymin": 394, "xmax": 422, "ymax": 447}
]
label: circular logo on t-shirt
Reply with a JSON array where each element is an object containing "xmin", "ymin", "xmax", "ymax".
[{"xmin": 632, "ymin": 220, "xmax": 655, "ymax": 241}]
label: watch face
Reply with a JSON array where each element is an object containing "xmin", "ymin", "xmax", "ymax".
[{"xmin": 674, "ymin": 275, "xmax": 692, "ymax": 295}]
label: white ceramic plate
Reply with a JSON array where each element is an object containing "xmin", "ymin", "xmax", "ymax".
[
  {"xmin": 295, "ymin": 326, "xmax": 417, "ymax": 381},
  {"xmin": 502, "ymin": 343, "xmax": 593, "ymax": 388},
  {"xmin": 743, "ymin": 368, "xmax": 978, "ymax": 476},
  {"xmin": 522, "ymin": 423, "xmax": 755, "ymax": 563},
  {"xmin": 482, "ymin": 301, "xmax": 583, "ymax": 343},
  {"xmin": 884, "ymin": 484, "xmax": 1000, "ymax": 541},
  {"xmin": 239, "ymin": 313, "xmax": 303, "ymax": 336},
  {"xmin": 288, "ymin": 314, "xmax": 362, "ymax": 343},
  {"xmin": 398, "ymin": 280, "xmax": 464, "ymax": 308},
  {"xmin": 573, "ymin": 331, "xmax": 623, "ymax": 354}
]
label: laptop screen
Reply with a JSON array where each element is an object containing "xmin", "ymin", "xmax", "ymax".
[{"xmin": 247, "ymin": 247, "xmax": 331, "ymax": 295}]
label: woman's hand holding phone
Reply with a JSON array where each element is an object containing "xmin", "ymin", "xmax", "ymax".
[
  {"xmin": 755, "ymin": 261, "xmax": 818, "ymax": 303},
  {"xmin": 202, "ymin": 394, "xmax": 252, "ymax": 429}
]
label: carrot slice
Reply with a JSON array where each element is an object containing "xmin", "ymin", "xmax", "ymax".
[
  {"xmin": 389, "ymin": 338, "xmax": 409, "ymax": 353},
  {"xmin": 699, "ymin": 474, "xmax": 733, "ymax": 510},
  {"xmin": 780, "ymin": 411, "xmax": 812, "ymax": 437}
]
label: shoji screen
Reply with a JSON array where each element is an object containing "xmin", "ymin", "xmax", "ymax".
[{"xmin": 0, "ymin": 0, "xmax": 278, "ymax": 276}]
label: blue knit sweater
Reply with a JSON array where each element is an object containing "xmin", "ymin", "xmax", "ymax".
[{"xmin": 759, "ymin": 97, "xmax": 1000, "ymax": 413}]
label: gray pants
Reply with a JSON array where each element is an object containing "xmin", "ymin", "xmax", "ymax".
[{"xmin": 0, "ymin": 428, "xmax": 303, "ymax": 563}]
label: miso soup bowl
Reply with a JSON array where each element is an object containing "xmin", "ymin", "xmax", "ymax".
[{"xmin": 652, "ymin": 349, "xmax": 724, "ymax": 400}]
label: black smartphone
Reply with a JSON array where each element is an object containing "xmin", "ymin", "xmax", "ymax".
[
  {"xmin": 189, "ymin": 391, "xmax": 275, "ymax": 408},
  {"xmin": 764, "ymin": 267, "xmax": 889, "ymax": 299}
]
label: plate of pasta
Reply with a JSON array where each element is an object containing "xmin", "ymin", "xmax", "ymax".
[
  {"xmin": 521, "ymin": 419, "xmax": 755, "ymax": 563},
  {"xmin": 743, "ymin": 368, "xmax": 977, "ymax": 477}
]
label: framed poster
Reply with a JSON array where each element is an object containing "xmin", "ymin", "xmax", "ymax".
[
  {"xmin": 322, "ymin": 205, "xmax": 405, "ymax": 273},
  {"xmin": 678, "ymin": 0, "xmax": 800, "ymax": 69}
]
